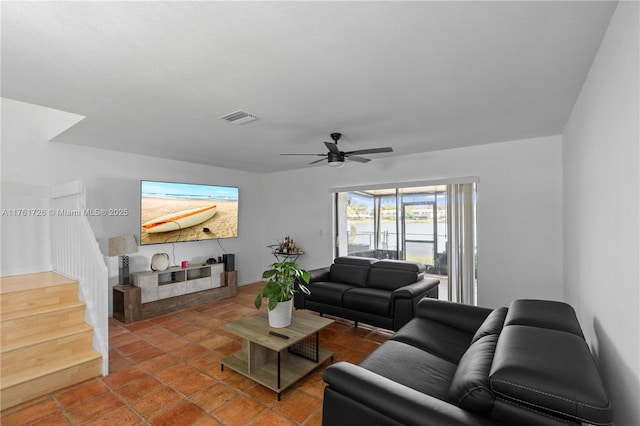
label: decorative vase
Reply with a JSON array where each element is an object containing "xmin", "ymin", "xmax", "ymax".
[
  {"xmin": 268, "ymin": 299, "xmax": 293, "ymax": 328},
  {"xmin": 151, "ymin": 253, "xmax": 170, "ymax": 271}
]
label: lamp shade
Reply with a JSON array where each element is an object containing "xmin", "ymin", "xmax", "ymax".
[{"xmin": 109, "ymin": 235, "xmax": 138, "ymax": 256}]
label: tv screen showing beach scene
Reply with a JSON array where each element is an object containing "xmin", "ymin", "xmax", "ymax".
[{"xmin": 140, "ymin": 180, "xmax": 239, "ymax": 245}]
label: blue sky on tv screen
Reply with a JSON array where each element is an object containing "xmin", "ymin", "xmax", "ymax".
[{"xmin": 141, "ymin": 181, "xmax": 238, "ymax": 201}]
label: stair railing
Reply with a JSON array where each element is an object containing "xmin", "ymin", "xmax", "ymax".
[{"xmin": 51, "ymin": 181, "xmax": 109, "ymax": 376}]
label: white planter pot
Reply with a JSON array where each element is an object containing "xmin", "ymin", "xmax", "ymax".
[{"xmin": 268, "ymin": 299, "xmax": 293, "ymax": 328}]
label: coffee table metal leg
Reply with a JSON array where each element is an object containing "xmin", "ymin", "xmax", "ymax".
[{"xmin": 277, "ymin": 351, "xmax": 281, "ymax": 401}]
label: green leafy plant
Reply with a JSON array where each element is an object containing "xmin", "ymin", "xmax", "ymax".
[{"xmin": 255, "ymin": 262, "xmax": 311, "ymax": 311}]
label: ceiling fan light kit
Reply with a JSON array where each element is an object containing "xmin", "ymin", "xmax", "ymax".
[
  {"xmin": 328, "ymin": 155, "xmax": 345, "ymax": 168},
  {"xmin": 281, "ymin": 132, "xmax": 393, "ymax": 167}
]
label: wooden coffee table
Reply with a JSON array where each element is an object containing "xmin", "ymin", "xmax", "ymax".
[{"xmin": 220, "ymin": 311, "xmax": 334, "ymax": 399}]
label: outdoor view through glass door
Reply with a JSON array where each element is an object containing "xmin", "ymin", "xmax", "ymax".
[
  {"xmin": 335, "ymin": 183, "xmax": 476, "ymax": 303},
  {"xmin": 400, "ymin": 192, "xmax": 448, "ymax": 275}
]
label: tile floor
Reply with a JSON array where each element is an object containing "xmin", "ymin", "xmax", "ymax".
[{"xmin": 1, "ymin": 283, "xmax": 393, "ymax": 425}]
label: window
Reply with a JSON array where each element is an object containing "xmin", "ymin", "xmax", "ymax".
[{"xmin": 334, "ymin": 181, "xmax": 477, "ymax": 304}]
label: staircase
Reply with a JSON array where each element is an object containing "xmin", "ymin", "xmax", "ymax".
[{"xmin": 0, "ymin": 271, "xmax": 102, "ymax": 410}]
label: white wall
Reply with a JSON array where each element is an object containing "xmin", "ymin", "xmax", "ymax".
[
  {"xmin": 563, "ymin": 2, "xmax": 640, "ymax": 425},
  {"xmin": 0, "ymin": 182, "xmax": 53, "ymax": 274},
  {"xmin": 1, "ymin": 98, "xmax": 266, "ymax": 289},
  {"xmin": 262, "ymin": 135, "xmax": 564, "ymax": 309}
]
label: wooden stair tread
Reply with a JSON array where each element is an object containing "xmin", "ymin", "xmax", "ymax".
[
  {"xmin": 1, "ymin": 322, "xmax": 92, "ymax": 354},
  {"xmin": 0, "ymin": 272, "xmax": 75, "ymax": 294},
  {"xmin": 1, "ymin": 349, "xmax": 102, "ymax": 389},
  {"xmin": 1, "ymin": 356, "xmax": 102, "ymax": 410},
  {"xmin": 1, "ymin": 328, "xmax": 94, "ymax": 370},
  {"xmin": 1, "ymin": 300, "xmax": 85, "ymax": 321}
]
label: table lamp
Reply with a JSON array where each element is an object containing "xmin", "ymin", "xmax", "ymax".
[{"xmin": 109, "ymin": 234, "xmax": 138, "ymax": 285}]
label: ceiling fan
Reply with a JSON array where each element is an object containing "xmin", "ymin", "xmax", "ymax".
[{"xmin": 281, "ymin": 133, "xmax": 393, "ymax": 168}]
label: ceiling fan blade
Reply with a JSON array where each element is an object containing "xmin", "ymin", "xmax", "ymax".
[
  {"xmin": 344, "ymin": 147, "xmax": 393, "ymax": 155},
  {"xmin": 324, "ymin": 142, "xmax": 341, "ymax": 154},
  {"xmin": 280, "ymin": 153, "xmax": 326, "ymax": 156},
  {"xmin": 309, "ymin": 157, "xmax": 327, "ymax": 165},
  {"xmin": 346, "ymin": 155, "xmax": 371, "ymax": 163}
]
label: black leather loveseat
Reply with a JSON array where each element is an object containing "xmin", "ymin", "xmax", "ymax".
[
  {"xmin": 322, "ymin": 298, "xmax": 611, "ymax": 426},
  {"xmin": 294, "ymin": 256, "xmax": 440, "ymax": 331}
]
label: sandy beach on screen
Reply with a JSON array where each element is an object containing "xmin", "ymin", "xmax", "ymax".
[{"xmin": 141, "ymin": 197, "xmax": 238, "ymax": 245}]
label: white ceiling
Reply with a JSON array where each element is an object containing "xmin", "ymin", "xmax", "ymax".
[{"xmin": 1, "ymin": 1, "xmax": 617, "ymax": 174}]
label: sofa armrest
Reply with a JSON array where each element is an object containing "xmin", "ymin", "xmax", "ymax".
[
  {"xmin": 295, "ymin": 266, "xmax": 331, "ymax": 309},
  {"xmin": 308, "ymin": 266, "xmax": 331, "ymax": 283},
  {"xmin": 416, "ymin": 298, "xmax": 493, "ymax": 335},
  {"xmin": 391, "ymin": 277, "xmax": 440, "ymax": 300},
  {"xmin": 294, "ymin": 266, "xmax": 331, "ymax": 309},
  {"xmin": 323, "ymin": 362, "xmax": 499, "ymax": 426},
  {"xmin": 388, "ymin": 278, "xmax": 440, "ymax": 330}
]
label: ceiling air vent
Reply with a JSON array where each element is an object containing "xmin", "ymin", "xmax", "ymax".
[{"xmin": 217, "ymin": 110, "xmax": 259, "ymax": 125}]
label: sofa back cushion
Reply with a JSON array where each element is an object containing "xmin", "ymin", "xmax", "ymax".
[
  {"xmin": 448, "ymin": 334, "xmax": 498, "ymax": 414},
  {"xmin": 366, "ymin": 260, "xmax": 425, "ymax": 291},
  {"xmin": 334, "ymin": 256, "xmax": 378, "ymax": 267},
  {"xmin": 471, "ymin": 307, "xmax": 507, "ymax": 344},
  {"xmin": 329, "ymin": 264, "xmax": 370, "ymax": 287},
  {"xmin": 504, "ymin": 299, "xmax": 584, "ymax": 338}
]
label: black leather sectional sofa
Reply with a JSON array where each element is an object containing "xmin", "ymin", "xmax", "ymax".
[
  {"xmin": 293, "ymin": 256, "xmax": 440, "ymax": 331},
  {"xmin": 322, "ymin": 298, "xmax": 612, "ymax": 426}
]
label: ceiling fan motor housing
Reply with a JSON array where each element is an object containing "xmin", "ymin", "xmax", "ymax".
[{"xmin": 328, "ymin": 151, "xmax": 345, "ymax": 166}]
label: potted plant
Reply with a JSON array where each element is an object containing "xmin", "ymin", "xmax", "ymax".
[{"xmin": 255, "ymin": 261, "xmax": 311, "ymax": 328}]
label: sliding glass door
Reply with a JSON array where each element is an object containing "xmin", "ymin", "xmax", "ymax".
[{"xmin": 335, "ymin": 181, "xmax": 476, "ymax": 304}]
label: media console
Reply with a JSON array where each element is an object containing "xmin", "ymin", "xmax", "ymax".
[{"xmin": 113, "ymin": 263, "xmax": 237, "ymax": 323}]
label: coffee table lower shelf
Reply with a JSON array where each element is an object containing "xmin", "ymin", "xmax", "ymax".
[{"xmin": 221, "ymin": 347, "xmax": 333, "ymax": 399}]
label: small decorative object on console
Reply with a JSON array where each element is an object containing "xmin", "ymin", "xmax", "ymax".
[
  {"xmin": 270, "ymin": 238, "xmax": 304, "ymax": 263},
  {"xmin": 150, "ymin": 253, "xmax": 170, "ymax": 271},
  {"xmin": 278, "ymin": 236, "xmax": 301, "ymax": 254}
]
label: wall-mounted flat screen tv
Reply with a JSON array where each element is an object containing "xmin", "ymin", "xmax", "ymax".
[{"xmin": 140, "ymin": 180, "xmax": 239, "ymax": 245}]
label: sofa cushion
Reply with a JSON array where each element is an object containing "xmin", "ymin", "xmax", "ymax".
[
  {"xmin": 329, "ymin": 264, "xmax": 370, "ymax": 287},
  {"xmin": 504, "ymin": 299, "xmax": 584, "ymax": 338},
  {"xmin": 306, "ymin": 282, "xmax": 359, "ymax": 305},
  {"xmin": 490, "ymin": 325, "xmax": 612, "ymax": 426},
  {"xmin": 359, "ymin": 340, "xmax": 457, "ymax": 401},
  {"xmin": 372, "ymin": 260, "xmax": 426, "ymax": 273},
  {"xmin": 448, "ymin": 334, "xmax": 498, "ymax": 414},
  {"xmin": 366, "ymin": 260, "xmax": 425, "ymax": 291},
  {"xmin": 343, "ymin": 287, "xmax": 391, "ymax": 317},
  {"xmin": 471, "ymin": 307, "xmax": 507, "ymax": 344},
  {"xmin": 391, "ymin": 317, "xmax": 473, "ymax": 364},
  {"xmin": 334, "ymin": 256, "xmax": 378, "ymax": 267}
]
